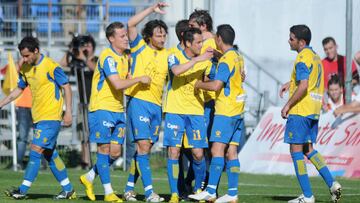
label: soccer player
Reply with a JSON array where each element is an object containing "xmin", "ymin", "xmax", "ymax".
[
  {"xmin": 168, "ymin": 19, "xmax": 197, "ymax": 199},
  {"xmin": 188, "ymin": 24, "xmax": 243, "ymax": 203},
  {"xmin": 279, "ymin": 25, "xmax": 341, "ymax": 203},
  {"xmin": 164, "ymin": 27, "xmax": 213, "ymax": 203},
  {"xmin": 2, "ymin": 36, "xmax": 75, "ymax": 200},
  {"xmin": 78, "ymin": 22, "xmax": 150, "ymax": 202},
  {"xmin": 189, "ymin": 9, "xmax": 219, "ymax": 134},
  {"xmin": 123, "ymin": 2, "xmax": 169, "ymax": 202}
]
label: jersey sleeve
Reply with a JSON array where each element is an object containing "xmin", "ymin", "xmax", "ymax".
[
  {"xmin": 53, "ymin": 67, "xmax": 69, "ymax": 86},
  {"xmin": 214, "ymin": 62, "xmax": 231, "ymax": 83},
  {"xmin": 295, "ymin": 62, "xmax": 310, "ymax": 81},
  {"xmin": 17, "ymin": 72, "xmax": 28, "ymax": 89},
  {"xmin": 102, "ymin": 56, "xmax": 118, "ymax": 77},
  {"xmin": 168, "ymin": 54, "xmax": 180, "ymax": 70}
]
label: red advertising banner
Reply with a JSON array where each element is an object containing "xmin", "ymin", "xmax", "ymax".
[{"xmin": 239, "ymin": 107, "xmax": 360, "ymax": 178}]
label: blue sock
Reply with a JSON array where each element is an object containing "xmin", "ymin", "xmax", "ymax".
[
  {"xmin": 167, "ymin": 159, "xmax": 179, "ymax": 194},
  {"xmin": 19, "ymin": 150, "xmax": 41, "ymax": 194},
  {"xmin": 291, "ymin": 152, "xmax": 313, "ymax": 198},
  {"xmin": 307, "ymin": 150, "xmax": 334, "ymax": 188},
  {"xmin": 206, "ymin": 157, "xmax": 224, "ymax": 194},
  {"xmin": 226, "ymin": 159, "xmax": 240, "ymax": 196},
  {"xmin": 96, "ymin": 153, "xmax": 111, "ymax": 184},
  {"xmin": 45, "ymin": 150, "xmax": 73, "ymax": 192},
  {"xmin": 192, "ymin": 157, "xmax": 206, "ymax": 192},
  {"xmin": 92, "ymin": 155, "xmax": 116, "ymax": 174},
  {"xmin": 125, "ymin": 157, "xmax": 139, "ymax": 192},
  {"xmin": 136, "ymin": 154, "xmax": 153, "ymax": 198}
]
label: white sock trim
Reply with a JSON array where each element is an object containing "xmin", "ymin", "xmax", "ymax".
[
  {"xmin": 207, "ymin": 185, "xmax": 217, "ymax": 190},
  {"xmin": 103, "ymin": 183, "xmax": 113, "ymax": 195},
  {"xmin": 127, "ymin": 182, "xmax": 135, "ymax": 187},
  {"xmin": 22, "ymin": 180, "xmax": 32, "ymax": 187},
  {"xmin": 144, "ymin": 185, "xmax": 153, "ymax": 192},
  {"xmin": 60, "ymin": 178, "xmax": 70, "ymax": 186}
]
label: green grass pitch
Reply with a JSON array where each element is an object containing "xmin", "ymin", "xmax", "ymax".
[{"xmin": 0, "ymin": 169, "xmax": 359, "ymax": 202}]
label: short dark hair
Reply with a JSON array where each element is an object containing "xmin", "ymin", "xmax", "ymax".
[
  {"xmin": 182, "ymin": 28, "xmax": 202, "ymax": 46},
  {"xmin": 141, "ymin": 19, "xmax": 168, "ymax": 44},
  {"xmin": 328, "ymin": 74, "xmax": 343, "ymax": 88},
  {"xmin": 106, "ymin": 22, "xmax": 125, "ymax": 40},
  {"xmin": 322, "ymin": 36, "xmax": 336, "ymax": 46},
  {"xmin": 290, "ymin": 24, "xmax": 311, "ymax": 45},
  {"xmin": 18, "ymin": 36, "xmax": 40, "ymax": 52},
  {"xmin": 189, "ymin": 9, "xmax": 213, "ymax": 32},
  {"xmin": 216, "ymin": 24, "xmax": 235, "ymax": 45},
  {"xmin": 175, "ymin": 19, "xmax": 189, "ymax": 42}
]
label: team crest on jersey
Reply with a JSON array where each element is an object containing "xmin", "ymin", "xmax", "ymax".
[
  {"xmin": 95, "ymin": 132, "xmax": 100, "ymax": 138},
  {"xmin": 289, "ymin": 132, "xmax": 293, "ymax": 139},
  {"xmin": 108, "ymin": 57, "xmax": 117, "ymax": 73},
  {"xmin": 215, "ymin": 130, "xmax": 221, "ymax": 137},
  {"xmin": 43, "ymin": 137, "xmax": 48, "ymax": 144}
]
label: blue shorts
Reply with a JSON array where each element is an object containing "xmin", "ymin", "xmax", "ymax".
[
  {"xmin": 210, "ymin": 115, "xmax": 244, "ymax": 146},
  {"xmin": 88, "ymin": 110, "xmax": 126, "ymax": 144},
  {"xmin": 284, "ymin": 115, "xmax": 318, "ymax": 144},
  {"xmin": 163, "ymin": 113, "xmax": 208, "ymax": 149},
  {"xmin": 204, "ymin": 100, "xmax": 215, "ymax": 139},
  {"xmin": 32, "ymin": 121, "xmax": 61, "ymax": 149},
  {"xmin": 126, "ymin": 97, "xmax": 162, "ymax": 143}
]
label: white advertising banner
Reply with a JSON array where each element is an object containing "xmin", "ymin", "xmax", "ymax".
[{"xmin": 239, "ymin": 107, "xmax": 360, "ymax": 178}]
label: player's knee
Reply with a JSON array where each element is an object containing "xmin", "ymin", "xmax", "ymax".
[
  {"xmin": 192, "ymin": 148, "xmax": 204, "ymax": 161},
  {"xmin": 226, "ymin": 146, "xmax": 238, "ymax": 160},
  {"xmin": 168, "ymin": 147, "xmax": 180, "ymax": 159},
  {"xmin": 137, "ymin": 140, "xmax": 151, "ymax": 154},
  {"xmin": 110, "ymin": 144, "xmax": 122, "ymax": 159}
]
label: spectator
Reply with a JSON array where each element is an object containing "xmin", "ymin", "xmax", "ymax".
[
  {"xmin": 334, "ymin": 71, "xmax": 360, "ymax": 117},
  {"xmin": 322, "ymin": 37, "xmax": 358, "ymax": 92},
  {"xmin": 323, "ymin": 74, "xmax": 343, "ymax": 113},
  {"xmin": 60, "ymin": 34, "xmax": 97, "ymax": 72}
]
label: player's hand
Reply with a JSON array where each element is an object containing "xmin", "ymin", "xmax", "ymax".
[
  {"xmin": 241, "ymin": 70, "xmax": 246, "ymax": 82},
  {"xmin": 279, "ymin": 82, "xmax": 290, "ymax": 98},
  {"xmin": 281, "ymin": 104, "xmax": 290, "ymax": 119},
  {"xmin": 126, "ymin": 73, "xmax": 133, "ymax": 79},
  {"xmin": 139, "ymin": 76, "xmax": 151, "ymax": 84},
  {"xmin": 194, "ymin": 80, "xmax": 201, "ymax": 89},
  {"xmin": 152, "ymin": 2, "xmax": 169, "ymax": 14},
  {"xmin": 63, "ymin": 111, "xmax": 72, "ymax": 127},
  {"xmin": 195, "ymin": 48, "xmax": 213, "ymax": 62}
]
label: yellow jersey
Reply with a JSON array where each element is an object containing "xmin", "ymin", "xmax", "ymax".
[
  {"xmin": 214, "ymin": 48, "xmax": 245, "ymax": 117},
  {"xmin": 89, "ymin": 47, "xmax": 128, "ymax": 112},
  {"xmin": 18, "ymin": 55, "xmax": 68, "ymax": 123},
  {"xmin": 125, "ymin": 34, "xmax": 168, "ymax": 106},
  {"xmin": 164, "ymin": 49, "xmax": 211, "ymax": 115},
  {"xmin": 289, "ymin": 46, "xmax": 324, "ymax": 119}
]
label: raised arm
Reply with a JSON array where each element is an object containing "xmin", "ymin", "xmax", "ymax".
[{"xmin": 127, "ymin": 2, "xmax": 168, "ymax": 41}]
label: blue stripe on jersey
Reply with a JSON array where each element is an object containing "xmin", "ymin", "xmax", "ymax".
[
  {"xmin": 208, "ymin": 63, "xmax": 217, "ymax": 80},
  {"xmin": 47, "ymin": 72, "xmax": 60, "ymax": 100},
  {"xmin": 224, "ymin": 68, "xmax": 235, "ymax": 96},
  {"xmin": 97, "ymin": 62, "xmax": 106, "ymax": 91},
  {"xmin": 130, "ymin": 45, "xmax": 146, "ymax": 75},
  {"xmin": 168, "ymin": 54, "xmax": 180, "ymax": 70},
  {"xmin": 295, "ymin": 62, "xmax": 310, "ymax": 81},
  {"xmin": 129, "ymin": 34, "xmax": 142, "ymax": 48}
]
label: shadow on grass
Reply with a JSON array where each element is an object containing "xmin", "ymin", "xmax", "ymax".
[
  {"xmin": 268, "ymin": 195, "xmax": 326, "ymax": 202},
  {"xmin": 77, "ymin": 193, "xmax": 172, "ymax": 201}
]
